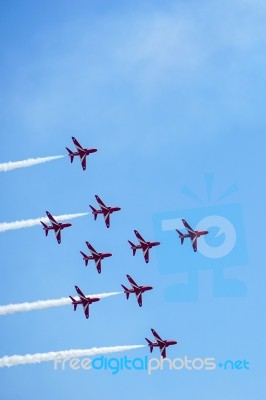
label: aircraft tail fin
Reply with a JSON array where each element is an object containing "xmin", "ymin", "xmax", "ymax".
[
  {"xmin": 40, "ymin": 221, "xmax": 49, "ymax": 236},
  {"xmin": 176, "ymin": 229, "xmax": 185, "ymax": 245},
  {"xmin": 69, "ymin": 296, "xmax": 77, "ymax": 311},
  {"xmin": 128, "ymin": 240, "xmax": 137, "ymax": 256},
  {"xmin": 66, "ymin": 147, "xmax": 75, "ymax": 163},
  {"xmin": 89, "ymin": 205, "xmax": 97, "ymax": 220},
  {"xmin": 121, "ymin": 284, "xmax": 130, "ymax": 299},
  {"xmin": 145, "ymin": 338, "xmax": 153, "ymax": 352},
  {"xmin": 80, "ymin": 251, "xmax": 89, "ymax": 266}
]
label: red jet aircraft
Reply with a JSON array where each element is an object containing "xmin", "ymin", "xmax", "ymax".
[
  {"xmin": 121, "ymin": 275, "xmax": 153, "ymax": 307},
  {"xmin": 145, "ymin": 329, "xmax": 178, "ymax": 358},
  {"xmin": 40, "ymin": 211, "xmax": 72, "ymax": 244},
  {"xmin": 176, "ymin": 218, "xmax": 209, "ymax": 252},
  {"xmin": 80, "ymin": 241, "xmax": 112, "ymax": 273},
  {"xmin": 128, "ymin": 230, "xmax": 160, "ymax": 263},
  {"xmin": 89, "ymin": 195, "xmax": 121, "ymax": 228},
  {"xmin": 69, "ymin": 286, "xmax": 100, "ymax": 319},
  {"xmin": 66, "ymin": 136, "xmax": 97, "ymax": 170}
]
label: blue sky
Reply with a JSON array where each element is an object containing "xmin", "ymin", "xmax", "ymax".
[{"xmin": 0, "ymin": 0, "xmax": 265, "ymax": 398}]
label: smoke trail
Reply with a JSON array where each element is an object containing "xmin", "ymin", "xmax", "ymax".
[
  {"xmin": 0, "ymin": 345, "xmax": 146, "ymax": 368},
  {"xmin": 0, "ymin": 212, "xmax": 89, "ymax": 233},
  {"xmin": 0, "ymin": 292, "xmax": 122, "ymax": 316},
  {"xmin": 0, "ymin": 155, "xmax": 65, "ymax": 172}
]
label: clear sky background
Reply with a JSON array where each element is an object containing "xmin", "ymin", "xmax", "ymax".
[{"xmin": 0, "ymin": 1, "xmax": 265, "ymax": 399}]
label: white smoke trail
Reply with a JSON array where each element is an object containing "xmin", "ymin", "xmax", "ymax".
[
  {"xmin": 0, "ymin": 345, "xmax": 146, "ymax": 368},
  {"xmin": 0, "ymin": 155, "xmax": 65, "ymax": 172},
  {"xmin": 0, "ymin": 292, "xmax": 122, "ymax": 316},
  {"xmin": 0, "ymin": 212, "xmax": 89, "ymax": 233}
]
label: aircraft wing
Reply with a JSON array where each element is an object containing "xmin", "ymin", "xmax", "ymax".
[
  {"xmin": 86, "ymin": 242, "xmax": 98, "ymax": 255},
  {"xmin": 72, "ymin": 137, "xmax": 84, "ymax": 152},
  {"xmin": 104, "ymin": 212, "xmax": 110, "ymax": 228},
  {"xmin": 83, "ymin": 302, "xmax": 89, "ymax": 319},
  {"xmin": 134, "ymin": 230, "xmax": 146, "ymax": 244},
  {"xmin": 75, "ymin": 286, "xmax": 87, "ymax": 301},
  {"xmin": 137, "ymin": 293, "xmax": 143, "ymax": 307},
  {"xmin": 95, "ymin": 195, "xmax": 108, "ymax": 210},
  {"xmin": 81, "ymin": 154, "xmax": 87, "ymax": 171},
  {"xmin": 192, "ymin": 236, "xmax": 198, "ymax": 252},
  {"xmin": 46, "ymin": 211, "xmax": 59, "ymax": 226},
  {"xmin": 95, "ymin": 259, "xmax": 102, "ymax": 273},
  {"xmin": 143, "ymin": 247, "xmax": 150, "ymax": 263},
  {"xmin": 160, "ymin": 346, "xmax": 167, "ymax": 359},
  {"xmin": 126, "ymin": 275, "xmax": 139, "ymax": 289},
  {"xmin": 55, "ymin": 228, "xmax": 61, "ymax": 244},
  {"xmin": 151, "ymin": 329, "xmax": 164, "ymax": 343},
  {"xmin": 182, "ymin": 219, "xmax": 195, "ymax": 234}
]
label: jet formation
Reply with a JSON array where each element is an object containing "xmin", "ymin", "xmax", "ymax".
[{"xmin": 37, "ymin": 137, "xmax": 214, "ymax": 359}]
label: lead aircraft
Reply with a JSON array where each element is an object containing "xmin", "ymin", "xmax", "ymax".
[{"xmin": 66, "ymin": 136, "xmax": 97, "ymax": 170}]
